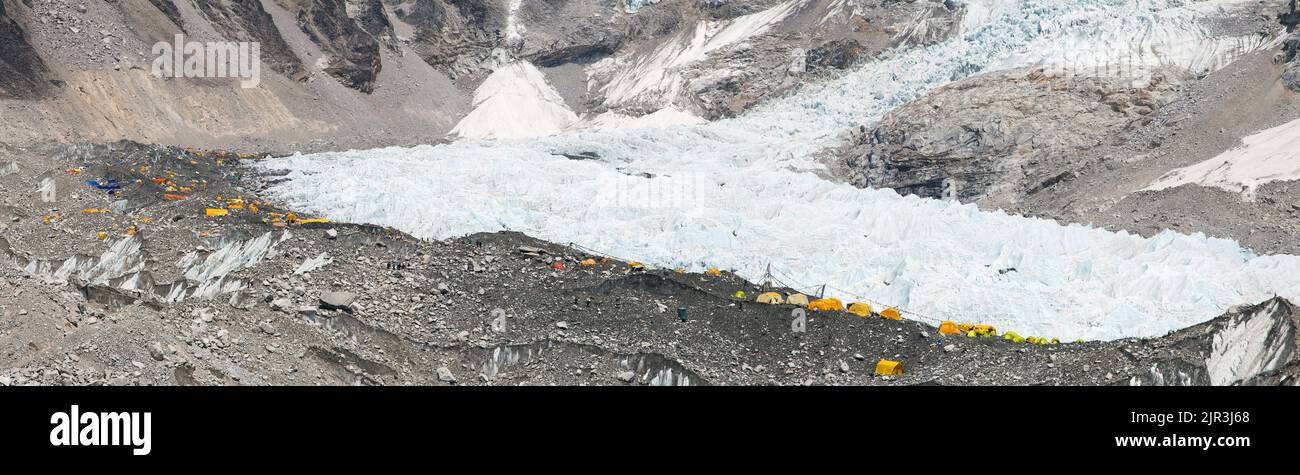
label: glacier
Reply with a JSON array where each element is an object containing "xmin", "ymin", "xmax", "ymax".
[{"xmin": 253, "ymin": 0, "xmax": 1295, "ymax": 341}]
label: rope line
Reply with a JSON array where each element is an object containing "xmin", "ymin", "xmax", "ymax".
[{"xmin": 559, "ymin": 241, "xmax": 949, "ymax": 324}]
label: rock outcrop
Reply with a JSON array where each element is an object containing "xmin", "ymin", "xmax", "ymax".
[
  {"xmin": 589, "ymin": 0, "xmax": 964, "ymax": 119},
  {"xmin": 398, "ymin": 0, "xmax": 504, "ymax": 81},
  {"xmin": 349, "ymin": 0, "xmax": 399, "ymax": 51},
  {"xmin": 1125, "ymin": 297, "xmax": 1299, "ymax": 386},
  {"xmin": 0, "ymin": 0, "xmax": 55, "ymax": 99},
  {"xmin": 290, "ymin": 0, "xmax": 383, "ymax": 92},
  {"xmin": 1284, "ymin": 59, "xmax": 1300, "ymax": 93},
  {"xmin": 194, "ymin": 0, "xmax": 306, "ymax": 79},
  {"xmin": 838, "ymin": 68, "xmax": 1184, "ymax": 204}
]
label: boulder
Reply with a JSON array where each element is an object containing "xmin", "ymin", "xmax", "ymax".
[
  {"xmin": 319, "ymin": 291, "xmax": 357, "ymax": 311},
  {"xmin": 1283, "ymin": 60, "xmax": 1300, "ymax": 93}
]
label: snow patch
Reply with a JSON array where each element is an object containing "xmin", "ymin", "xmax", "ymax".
[
  {"xmin": 451, "ymin": 61, "xmax": 579, "ymax": 140},
  {"xmin": 1206, "ymin": 301, "xmax": 1293, "ymax": 385},
  {"xmin": 505, "ymin": 0, "xmax": 526, "ymax": 49},
  {"xmin": 1146, "ymin": 117, "xmax": 1300, "ymax": 199},
  {"xmin": 594, "ymin": 0, "xmax": 800, "ymax": 110},
  {"xmin": 572, "ymin": 107, "xmax": 707, "ymax": 132}
]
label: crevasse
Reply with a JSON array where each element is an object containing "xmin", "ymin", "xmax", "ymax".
[{"xmin": 253, "ymin": 0, "xmax": 1292, "ymax": 341}]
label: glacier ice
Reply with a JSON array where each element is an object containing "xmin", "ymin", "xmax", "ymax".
[{"xmin": 254, "ymin": 0, "xmax": 1293, "ymax": 341}]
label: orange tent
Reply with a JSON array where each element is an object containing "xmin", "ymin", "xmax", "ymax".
[
  {"xmin": 808, "ymin": 298, "xmax": 845, "ymax": 312},
  {"xmin": 846, "ymin": 302, "xmax": 873, "ymax": 317},
  {"xmin": 938, "ymin": 321, "xmax": 961, "ymax": 335}
]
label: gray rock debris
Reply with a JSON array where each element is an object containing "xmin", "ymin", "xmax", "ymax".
[{"xmin": 836, "ymin": 68, "xmax": 1183, "ymax": 205}]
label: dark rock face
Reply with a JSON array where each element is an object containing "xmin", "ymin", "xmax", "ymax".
[
  {"xmin": 806, "ymin": 38, "xmax": 866, "ymax": 71},
  {"xmin": 399, "ymin": 0, "xmax": 503, "ymax": 80},
  {"xmin": 838, "ymin": 69, "xmax": 1182, "ymax": 203},
  {"xmin": 1284, "ymin": 60, "xmax": 1300, "ymax": 93},
  {"xmin": 294, "ymin": 0, "xmax": 383, "ymax": 92},
  {"xmin": 349, "ymin": 0, "xmax": 398, "ymax": 51},
  {"xmin": 194, "ymin": 0, "xmax": 307, "ymax": 80},
  {"xmin": 148, "ymin": 0, "xmax": 186, "ymax": 29},
  {"xmin": 518, "ymin": 0, "xmax": 628, "ymax": 68},
  {"xmin": 0, "ymin": 0, "xmax": 54, "ymax": 99}
]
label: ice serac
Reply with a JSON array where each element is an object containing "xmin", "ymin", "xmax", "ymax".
[
  {"xmin": 450, "ymin": 60, "xmax": 578, "ymax": 140},
  {"xmin": 0, "ymin": 232, "xmax": 289, "ymax": 304},
  {"xmin": 988, "ymin": 0, "xmax": 1270, "ymax": 78},
  {"xmin": 257, "ymin": 0, "xmax": 1293, "ymax": 342},
  {"xmin": 570, "ymin": 107, "xmax": 706, "ymax": 132}
]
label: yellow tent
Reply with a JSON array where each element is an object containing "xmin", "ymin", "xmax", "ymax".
[
  {"xmin": 847, "ymin": 302, "xmax": 873, "ymax": 317},
  {"xmin": 705, "ymin": 268, "xmax": 722, "ymax": 275},
  {"xmin": 786, "ymin": 293, "xmax": 810, "ymax": 306},
  {"xmin": 808, "ymin": 298, "xmax": 844, "ymax": 312},
  {"xmin": 733, "ymin": 290, "xmax": 747, "ymax": 299},
  {"xmin": 880, "ymin": 307, "xmax": 902, "ymax": 320},
  {"xmin": 875, "ymin": 360, "xmax": 904, "ymax": 376},
  {"xmin": 755, "ymin": 292, "xmax": 784, "ymax": 304},
  {"xmin": 579, "ymin": 258, "xmax": 598, "ymax": 266}
]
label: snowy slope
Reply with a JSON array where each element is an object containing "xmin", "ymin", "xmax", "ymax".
[
  {"xmin": 256, "ymin": 0, "xmax": 1289, "ymax": 342},
  {"xmin": 592, "ymin": 0, "xmax": 802, "ymax": 111},
  {"xmin": 450, "ymin": 61, "xmax": 578, "ymax": 140},
  {"xmin": 1147, "ymin": 117, "xmax": 1300, "ymax": 199}
]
